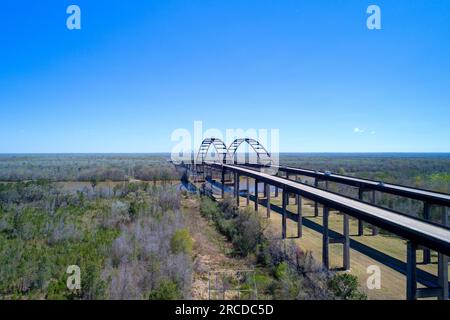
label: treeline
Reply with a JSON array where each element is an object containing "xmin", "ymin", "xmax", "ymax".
[
  {"xmin": 199, "ymin": 196, "xmax": 366, "ymax": 300},
  {"xmin": 0, "ymin": 180, "xmax": 192, "ymax": 299},
  {"xmin": 0, "ymin": 154, "xmax": 180, "ymax": 182},
  {"xmin": 281, "ymin": 154, "xmax": 450, "ymax": 193}
]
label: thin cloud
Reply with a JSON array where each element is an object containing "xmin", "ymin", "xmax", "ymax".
[{"xmin": 353, "ymin": 127, "xmax": 376, "ymax": 135}]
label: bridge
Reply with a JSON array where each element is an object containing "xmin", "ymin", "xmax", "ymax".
[{"xmin": 174, "ymin": 137, "xmax": 450, "ymax": 300}]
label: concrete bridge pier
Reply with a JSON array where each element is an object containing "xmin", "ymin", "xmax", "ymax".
[
  {"xmin": 406, "ymin": 241, "xmax": 418, "ymax": 300},
  {"xmin": 234, "ymin": 172, "xmax": 240, "ymax": 207},
  {"xmin": 357, "ymin": 188, "xmax": 364, "ymax": 236},
  {"xmin": 343, "ymin": 214, "xmax": 350, "ymax": 270},
  {"xmin": 441, "ymin": 207, "xmax": 449, "ymax": 226},
  {"xmin": 406, "ymin": 242, "xmax": 448, "ymax": 300},
  {"xmin": 221, "ymin": 168, "xmax": 225, "ymax": 198},
  {"xmin": 327, "ymin": 211, "xmax": 351, "ymax": 270},
  {"xmin": 246, "ymin": 176, "xmax": 250, "ymax": 206},
  {"xmin": 322, "ymin": 206, "xmax": 329, "ymax": 269},
  {"xmin": 422, "ymin": 203, "xmax": 431, "ymax": 264},
  {"xmin": 297, "ymin": 195, "xmax": 302, "ymax": 238},
  {"xmin": 314, "ymin": 178, "xmax": 319, "ymax": 217},
  {"xmin": 294, "ymin": 176, "xmax": 299, "ymax": 205},
  {"xmin": 371, "ymin": 191, "xmax": 379, "ymax": 236},
  {"xmin": 282, "ymin": 187, "xmax": 287, "ymax": 239},
  {"xmin": 437, "ymin": 253, "xmax": 449, "ymax": 300},
  {"xmin": 254, "ymin": 179, "xmax": 259, "ymax": 211},
  {"xmin": 266, "ymin": 183, "xmax": 271, "ymax": 218},
  {"xmin": 443, "ymin": 207, "xmax": 449, "ymax": 226}
]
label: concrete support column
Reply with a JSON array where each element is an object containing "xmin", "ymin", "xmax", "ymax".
[
  {"xmin": 234, "ymin": 172, "xmax": 240, "ymax": 207},
  {"xmin": 343, "ymin": 214, "xmax": 350, "ymax": 271},
  {"xmin": 442, "ymin": 206, "xmax": 449, "ymax": 227},
  {"xmin": 285, "ymin": 174, "xmax": 290, "ymax": 205},
  {"xmin": 422, "ymin": 202, "xmax": 431, "ymax": 264},
  {"xmin": 282, "ymin": 189, "xmax": 287, "ymax": 239},
  {"xmin": 314, "ymin": 178, "xmax": 319, "ymax": 217},
  {"xmin": 406, "ymin": 242, "xmax": 418, "ymax": 300},
  {"xmin": 294, "ymin": 176, "xmax": 299, "ymax": 205},
  {"xmin": 357, "ymin": 188, "xmax": 364, "ymax": 236},
  {"xmin": 266, "ymin": 183, "xmax": 271, "ymax": 218},
  {"xmin": 246, "ymin": 176, "xmax": 250, "ymax": 206},
  {"xmin": 438, "ymin": 253, "xmax": 449, "ymax": 300},
  {"xmin": 297, "ymin": 195, "xmax": 302, "ymax": 238},
  {"xmin": 371, "ymin": 191, "xmax": 379, "ymax": 236},
  {"xmin": 221, "ymin": 168, "xmax": 225, "ymax": 198},
  {"xmin": 322, "ymin": 206, "xmax": 329, "ymax": 270},
  {"xmin": 254, "ymin": 179, "xmax": 259, "ymax": 212}
]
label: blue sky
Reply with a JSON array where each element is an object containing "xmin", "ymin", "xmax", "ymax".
[{"xmin": 0, "ymin": 0, "xmax": 449, "ymax": 153}]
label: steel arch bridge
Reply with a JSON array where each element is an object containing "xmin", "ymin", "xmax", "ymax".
[
  {"xmin": 196, "ymin": 138, "xmax": 228, "ymax": 164},
  {"xmin": 195, "ymin": 137, "xmax": 272, "ymax": 165},
  {"xmin": 227, "ymin": 138, "xmax": 272, "ymax": 165}
]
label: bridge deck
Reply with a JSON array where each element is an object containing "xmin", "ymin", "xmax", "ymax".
[{"xmin": 256, "ymin": 164, "xmax": 450, "ymax": 206}]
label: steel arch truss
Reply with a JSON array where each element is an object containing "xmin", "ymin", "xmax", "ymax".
[
  {"xmin": 196, "ymin": 138, "xmax": 228, "ymax": 164},
  {"xmin": 226, "ymin": 138, "xmax": 272, "ymax": 165}
]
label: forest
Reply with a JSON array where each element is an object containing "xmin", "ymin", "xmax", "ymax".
[
  {"xmin": 0, "ymin": 178, "xmax": 191, "ymax": 299},
  {"xmin": 0, "ymin": 153, "xmax": 448, "ymax": 299}
]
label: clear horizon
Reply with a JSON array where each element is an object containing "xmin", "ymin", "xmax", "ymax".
[{"xmin": 1, "ymin": 152, "xmax": 450, "ymax": 155}]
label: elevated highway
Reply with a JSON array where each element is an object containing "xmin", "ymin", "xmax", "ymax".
[{"xmin": 174, "ymin": 137, "xmax": 450, "ymax": 300}]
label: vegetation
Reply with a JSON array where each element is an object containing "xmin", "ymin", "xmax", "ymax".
[
  {"xmin": 0, "ymin": 154, "xmax": 180, "ymax": 182},
  {"xmin": 199, "ymin": 196, "xmax": 366, "ymax": 300},
  {"xmin": 170, "ymin": 228, "xmax": 193, "ymax": 255},
  {"xmin": 328, "ymin": 273, "xmax": 367, "ymax": 300},
  {"xmin": 0, "ymin": 178, "xmax": 192, "ymax": 300}
]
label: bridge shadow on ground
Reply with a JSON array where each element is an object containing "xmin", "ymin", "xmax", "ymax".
[{"xmin": 244, "ymin": 192, "xmax": 448, "ymax": 292}]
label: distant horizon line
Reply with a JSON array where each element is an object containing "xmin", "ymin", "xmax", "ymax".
[{"xmin": 1, "ymin": 152, "xmax": 450, "ymax": 155}]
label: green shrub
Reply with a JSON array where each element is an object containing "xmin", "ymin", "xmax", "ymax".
[
  {"xmin": 232, "ymin": 208, "xmax": 263, "ymax": 256},
  {"xmin": 170, "ymin": 228, "xmax": 193, "ymax": 255},
  {"xmin": 328, "ymin": 273, "xmax": 367, "ymax": 300},
  {"xmin": 273, "ymin": 262, "xmax": 288, "ymax": 280},
  {"xmin": 199, "ymin": 197, "xmax": 221, "ymax": 220},
  {"xmin": 148, "ymin": 279, "xmax": 182, "ymax": 300},
  {"xmin": 256, "ymin": 241, "xmax": 272, "ymax": 267}
]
